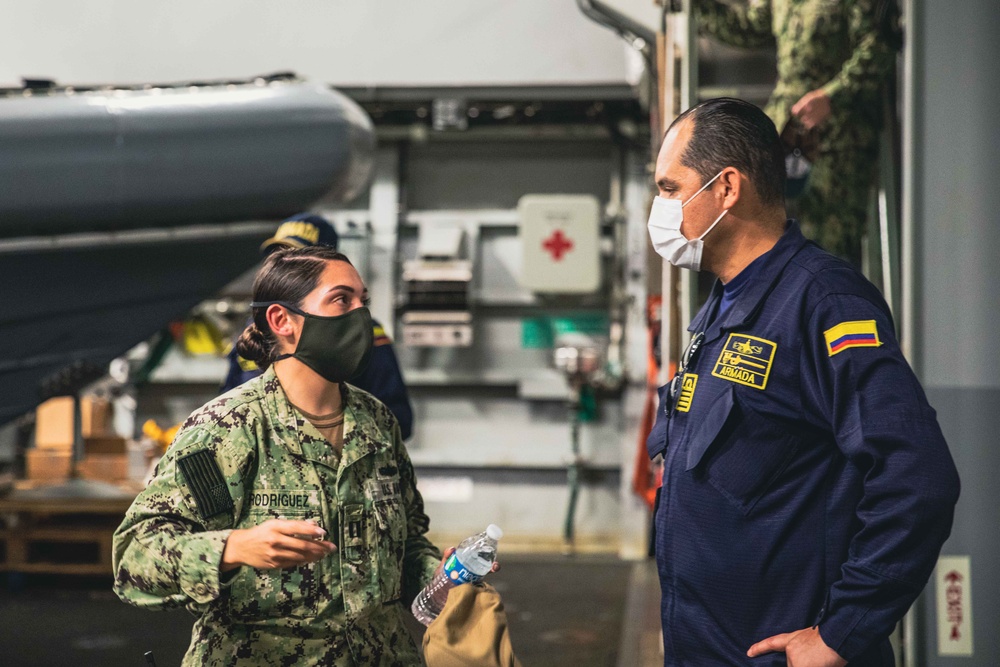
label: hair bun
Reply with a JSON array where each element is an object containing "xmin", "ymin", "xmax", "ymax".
[{"xmin": 236, "ymin": 324, "xmax": 272, "ymax": 368}]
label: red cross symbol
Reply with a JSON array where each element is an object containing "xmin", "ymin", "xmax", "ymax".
[{"xmin": 542, "ymin": 229, "xmax": 574, "ymax": 261}]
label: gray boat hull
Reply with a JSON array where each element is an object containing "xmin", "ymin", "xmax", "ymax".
[
  {"xmin": 0, "ymin": 78, "xmax": 373, "ymax": 237},
  {"xmin": 0, "ymin": 77, "xmax": 374, "ymax": 425}
]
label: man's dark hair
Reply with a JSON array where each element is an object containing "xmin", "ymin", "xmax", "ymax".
[{"xmin": 668, "ymin": 98, "xmax": 786, "ymax": 207}]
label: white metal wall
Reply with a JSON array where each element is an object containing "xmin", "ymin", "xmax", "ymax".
[
  {"xmin": 376, "ymin": 140, "xmax": 652, "ymax": 556},
  {"xmin": 0, "ymin": 0, "xmax": 659, "ymax": 87},
  {"xmin": 904, "ymin": 0, "xmax": 1000, "ymax": 663}
]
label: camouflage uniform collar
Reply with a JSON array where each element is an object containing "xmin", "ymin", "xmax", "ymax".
[
  {"xmin": 259, "ymin": 367, "xmax": 384, "ymax": 467},
  {"xmin": 259, "ymin": 365, "xmax": 305, "ymax": 455},
  {"xmin": 338, "ymin": 384, "xmax": 383, "ymax": 471}
]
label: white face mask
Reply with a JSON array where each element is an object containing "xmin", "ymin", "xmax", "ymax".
[{"xmin": 647, "ymin": 170, "xmax": 728, "ymax": 272}]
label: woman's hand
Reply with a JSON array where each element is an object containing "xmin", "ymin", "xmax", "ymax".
[{"xmin": 221, "ymin": 519, "xmax": 336, "ymax": 572}]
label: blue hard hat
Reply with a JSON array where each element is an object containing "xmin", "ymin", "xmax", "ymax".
[{"xmin": 260, "ymin": 213, "xmax": 339, "ymax": 254}]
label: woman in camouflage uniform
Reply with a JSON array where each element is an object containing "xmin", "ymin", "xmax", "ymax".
[{"xmin": 113, "ymin": 246, "xmax": 442, "ymax": 666}]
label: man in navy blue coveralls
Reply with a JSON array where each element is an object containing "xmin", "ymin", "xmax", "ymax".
[
  {"xmin": 221, "ymin": 213, "xmax": 415, "ymax": 439},
  {"xmin": 646, "ymin": 99, "xmax": 959, "ymax": 666}
]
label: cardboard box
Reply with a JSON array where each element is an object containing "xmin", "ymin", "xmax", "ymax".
[
  {"xmin": 34, "ymin": 397, "xmax": 74, "ymax": 449},
  {"xmin": 85, "ymin": 436, "xmax": 128, "ymax": 455},
  {"xmin": 78, "ymin": 454, "xmax": 129, "ymax": 483},
  {"xmin": 25, "ymin": 449, "xmax": 72, "ymax": 481},
  {"xmin": 35, "ymin": 396, "xmax": 112, "ymax": 450},
  {"xmin": 84, "ymin": 397, "xmax": 112, "ymax": 438}
]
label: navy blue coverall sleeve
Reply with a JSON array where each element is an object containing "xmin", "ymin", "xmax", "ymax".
[
  {"xmin": 350, "ymin": 322, "xmax": 414, "ymax": 440},
  {"xmin": 800, "ymin": 293, "xmax": 960, "ymax": 660},
  {"xmin": 221, "ymin": 345, "xmax": 262, "ymax": 393}
]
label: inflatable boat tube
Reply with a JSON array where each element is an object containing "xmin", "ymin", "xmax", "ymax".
[{"xmin": 0, "ymin": 74, "xmax": 374, "ymax": 237}]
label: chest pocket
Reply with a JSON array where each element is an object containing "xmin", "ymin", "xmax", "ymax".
[
  {"xmin": 367, "ymin": 467, "xmax": 406, "ymax": 603},
  {"xmin": 685, "ymin": 386, "xmax": 801, "ymax": 516},
  {"xmin": 230, "ymin": 491, "xmax": 328, "ymax": 620}
]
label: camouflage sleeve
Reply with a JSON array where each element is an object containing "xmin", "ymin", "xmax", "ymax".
[
  {"xmin": 694, "ymin": 0, "xmax": 775, "ymax": 50},
  {"xmin": 112, "ymin": 426, "xmax": 250, "ymax": 611},
  {"xmin": 820, "ymin": 0, "xmax": 897, "ymax": 109},
  {"xmin": 395, "ymin": 423, "xmax": 442, "ymax": 604}
]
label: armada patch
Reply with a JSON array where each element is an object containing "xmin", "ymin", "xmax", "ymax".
[
  {"xmin": 712, "ymin": 334, "xmax": 777, "ymax": 390},
  {"xmin": 675, "ymin": 373, "xmax": 698, "ymax": 412},
  {"xmin": 824, "ymin": 320, "xmax": 881, "ymax": 356},
  {"xmin": 177, "ymin": 449, "xmax": 233, "ymax": 520}
]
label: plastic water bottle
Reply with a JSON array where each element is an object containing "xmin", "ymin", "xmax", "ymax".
[{"xmin": 411, "ymin": 524, "xmax": 503, "ymax": 626}]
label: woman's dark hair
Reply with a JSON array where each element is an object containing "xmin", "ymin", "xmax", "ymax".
[
  {"xmin": 668, "ymin": 97, "xmax": 786, "ymax": 207},
  {"xmin": 236, "ymin": 245, "xmax": 353, "ymax": 369}
]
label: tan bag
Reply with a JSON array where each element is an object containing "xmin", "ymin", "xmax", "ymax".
[{"xmin": 422, "ymin": 583, "xmax": 523, "ymax": 667}]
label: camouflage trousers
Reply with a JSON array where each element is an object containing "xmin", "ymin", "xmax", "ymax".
[{"xmin": 790, "ymin": 144, "xmax": 879, "ymax": 269}]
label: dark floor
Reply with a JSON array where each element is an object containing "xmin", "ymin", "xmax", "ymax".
[{"xmin": 0, "ymin": 555, "xmax": 634, "ymax": 666}]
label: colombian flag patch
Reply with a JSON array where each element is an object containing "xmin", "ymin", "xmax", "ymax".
[
  {"xmin": 373, "ymin": 325, "xmax": 392, "ymax": 347},
  {"xmin": 824, "ymin": 320, "xmax": 881, "ymax": 356}
]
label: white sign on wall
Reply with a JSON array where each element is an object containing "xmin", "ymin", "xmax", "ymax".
[
  {"xmin": 936, "ymin": 555, "xmax": 974, "ymax": 657},
  {"xmin": 518, "ymin": 194, "xmax": 601, "ymax": 294}
]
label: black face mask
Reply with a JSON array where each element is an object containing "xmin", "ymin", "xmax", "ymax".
[{"xmin": 252, "ymin": 301, "xmax": 374, "ymax": 383}]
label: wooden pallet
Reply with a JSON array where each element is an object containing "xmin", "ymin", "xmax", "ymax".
[
  {"xmin": 0, "ymin": 525, "xmax": 116, "ymax": 575},
  {"xmin": 0, "ymin": 481, "xmax": 138, "ymax": 576}
]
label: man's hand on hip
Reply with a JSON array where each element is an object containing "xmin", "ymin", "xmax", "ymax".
[{"xmin": 748, "ymin": 626, "xmax": 846, "ymax": 666}]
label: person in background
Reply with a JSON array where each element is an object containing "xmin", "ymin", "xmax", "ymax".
[
  {"xmin": 693, "ymin": 0, "xmax": 900, "ymax": 267},
  {"xmin": 646, "ymin": 98, "xmax": 958, "ymax": 666},
  {"xmin": 222, "ymin": 213, "xmax": 415, "ymax": 439},
  {"xmin": 114, "ymin": 246, "xmax": 441, "ymax": 665}
]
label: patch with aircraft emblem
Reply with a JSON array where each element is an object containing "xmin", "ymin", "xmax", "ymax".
[{"xmin": 711, "ymin": 334, "xmax": 777, "ymax": 390}]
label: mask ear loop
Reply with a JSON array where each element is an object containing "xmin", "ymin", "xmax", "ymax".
[
  {"xmin": 681, "ymin": 169, "xmax": 726, "ymax": 208},
  {"xmin": 682, "ymin": 170, "xmax": 730, "ymax": 241},
  {"xmin": 250, "ymin": 300, "xmax": 305, "ymax": 316},
  {"xmin": 698, "ymin": 209, "xmax": 729, "ymax": 241}
]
